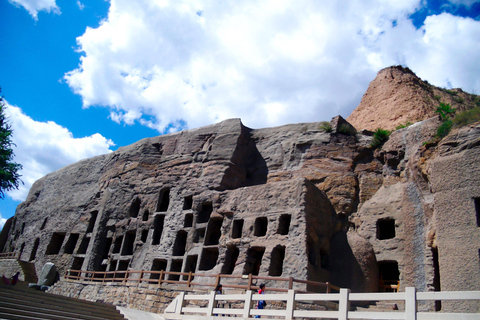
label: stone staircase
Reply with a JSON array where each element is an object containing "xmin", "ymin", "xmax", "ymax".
[
  {"xmin": 16, "ymin": 260, "xmax": 38, "ymax": 283},
  {"xmin": 0, "ymin": 282, "xmax": 126, "ymax": 320}
]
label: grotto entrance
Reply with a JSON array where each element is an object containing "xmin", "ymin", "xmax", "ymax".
[{"xmin": 378, "ymin": 261, "xmax": 400, "ymax": 292}]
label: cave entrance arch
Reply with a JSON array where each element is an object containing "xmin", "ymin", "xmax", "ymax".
[{"xmin": 378, "ymin": 261, "xmax": 400, "ymax": 292}]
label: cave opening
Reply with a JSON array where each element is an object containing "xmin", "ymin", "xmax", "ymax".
[
  {"xmin": 197, "ymin": 202, "xmax": 213, "ymax": 223},
  {"xmin": 77, "ymin": 236, "xmax": 90, "ymax": 254},
  {"xmin": 172, "ymin": 230, "xmax": 188, "ymax": 256},
  {"xmin": 277, "ymin": 214, "xmax": 291, "ymax": 235},
  {"xmin": 243, "ymin": 247, "xmax": 265, "ymax": 275},
  {"xmin": 86, "ymin": 211, "xmax": 98, "ymax": 233},
  {"xmin": 254, "ymin": 217, "xmax": 268, "ymax": 237},
  {"xmin": 142, "ymin": 210, "xmax": 150, "ymax": 222},
  {"xmin": 71, "ymin": 257, "xmax": 84, "ymax": 270},
  {"xmin": 157, "ymin": 188, "xmax": 170, "ymax": 212},
  {"xmin": 193, "ymin": 228, "xmax": 206, "ymax": 243},
  {"xmin": 129, "ymin": 198, "xmax": 141, "ymax": 218},
  {"xmin": 183, "ymin": 255, "xmax": 198, "ymax": 280},
  {"xmin": 183, "ymin": 195, "xmax": 193, "ymax": 210},
  {"xmin": 377, "ymin": 218, "xmax": 396, "ymax": 240},
  {"xmin": 102, "ymin": 237, "xmax": 112, "ymax": 259},
  {"xmin": 269, "ymin": 245, "xmax": 285, "ymax": 276},
  {"xmin": 168, "ymin": 259, "xmax": 183, "ymax": 280},
  {"xmin": 121, "ymin": 231, "xmax": 135, "ymax": 255},
  {"xmin": 152, "ymin": 215, "xmax": 165, "ymax": 245},
  {"xmin": 231, "ymin": 219, "xmax": 244, "ymax": 239},
  {"xmin": 204, "ymin": 217, "xmax": 223, "ymax": 245},
  {"xmin": 151, "ymin": 259, "xmax": 167, "ymax": 280},
  {"xmin": 378, "ymin": 261, "xmax": 400, "ymax": 292},
  {"xmin": 141, "ymin": 230, "xmax": 148, "ymax": 243},
  {"xmin": 29, "ymin": 238, "xmax": 39, "ymax": 261},
  {"xmin": 45, "ymin": 232, "xmax": 66, "ymax": 255},
  {"xmin": 112, "ymin": 235, "xmax": 123, "ymax": 254},
  {"xmin": 199, "ymin": 247, "xmax": 219, "ymax": 271},
  {"xmin": 64, "ymin": 233, "xmax": 79, "ymax": 254},
  {"xmin": 221, "ymin": 246, "xmax": 239, "ymax": 275}
]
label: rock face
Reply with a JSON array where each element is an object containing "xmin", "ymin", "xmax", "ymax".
[
  {"xmin": 347, "ymin": 66, "xmax": 479, "ymax": 131},
  {"xmin": 2, "ymin": 67, "xmax": 480, "ymax": 313}
]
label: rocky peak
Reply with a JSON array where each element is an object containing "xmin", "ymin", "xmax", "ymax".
[{"xmin": 347, "ymin": 65, "xmax": 478, "ymax": 131}]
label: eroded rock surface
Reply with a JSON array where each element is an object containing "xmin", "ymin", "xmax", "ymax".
[{"xmin": 2, "ymin": 67, "xmax": 480, "ymax": 313}]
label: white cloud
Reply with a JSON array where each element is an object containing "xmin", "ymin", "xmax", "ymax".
[
  {"xmin": 372, "ymin": 13, "xmax": 480, "ymax": 92},
  {"xmin": 3, "ymin": 102, "xmax": 115, "ymax": 201},
  {"xmin": 65, "ymin": 0, "xmax": 480, "ymax": 134},
  {"xmin": 0, "ymin": 215, "xmax": 6, "ymax": 230},
  {"xmin": 77, "ymin": 1, "xmax": 85, "ymax": 10},
  {"xmin": 9, "ymin": 0, "xmax": 60, "ymax": 20}
]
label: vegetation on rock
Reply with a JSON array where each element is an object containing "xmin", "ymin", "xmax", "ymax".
[
  {"xmin": 371, "ymin": 128, "xmax": 391, "ymax": 148},
  {"xmin": 319, "ymin": 121, "xmax": 332, "ymax": 132},
  {"xmin": 0, "ymin": 88, "xmax": 23, "ymax": 198}
]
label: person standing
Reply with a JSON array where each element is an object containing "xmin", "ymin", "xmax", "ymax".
[{"xmin": 255, "ymin": 283, "xmax": 266, "ymax": 318}]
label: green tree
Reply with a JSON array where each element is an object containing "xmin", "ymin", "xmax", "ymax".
[{"xmin": 0, "ymin": 88, "xmax": 22, "ymax": 198}]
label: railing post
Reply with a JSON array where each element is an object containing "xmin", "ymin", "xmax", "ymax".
[
  {"xmin": 206, "ymin": 290, "xmax": 217, "ymax": 316},
  {"xmin": 338, "ymin": 288, "xmax": 350, "ymax": 320},
  {"xmin": 289, "ymin": 277, "xmax": 293, "ymax": 290},
  {"xmin": 159, "ymin": 270, "xmax": 164, "ymax": 286},
  {"xmin": 405, "ymin": 287, "xmax": 417, "ymax": 320},
  {"xmin": 243, "ymin": 290, "xmax": 253, "ymax": 318},
  {"xmin": 247, "ymin": 274, "xmax": 253, "ymax": 291},
  {"xmin": 138, "ymin": 270, "xmax": 144, "ymax": 284},
  {"xmin": 285, "ymin": 289, "xmax": 296, "ymax": 320},
  {"xmin": 187, "ymin": 271, "xmax": 192, "ymax": 287},
  {"xmin": 175, "ymin": 292, "xmax": 185, "ymax": 314},
  {"xmin": 214, "ymin": 273, "xmax": 221, "ymax": 290},
  {"xmin": 326, "ymin": 282, "xmax": 330, "ymax": 293}
]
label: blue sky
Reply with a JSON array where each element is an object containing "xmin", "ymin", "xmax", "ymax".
[{"xmin": 1, "ymin": 0, "xmax": 479, "ymax": 229}]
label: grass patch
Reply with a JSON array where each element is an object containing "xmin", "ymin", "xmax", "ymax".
[
  {"xmin": 319, "ymin": 121, "xmax": 332, "ymax": 132},
  {"xmin": 371, "ymin": 128, "xmax": 391, "ymax": 148},
  {"xmin": 396, "ymin": 121, "xmax": 413, "ymax": 130},
  {"xmin": 454, "ymin": 96, "xmax": 464, "ymax": 103}
]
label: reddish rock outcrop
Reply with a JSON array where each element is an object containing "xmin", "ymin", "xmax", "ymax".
[{"xmin": 347, "ymin": 66, "xmax": 478, "ymax": 131}]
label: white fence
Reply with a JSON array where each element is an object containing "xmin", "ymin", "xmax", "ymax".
[{"xmin": 163, "ymin": 287, "xmax": 480, "ymax": 320}]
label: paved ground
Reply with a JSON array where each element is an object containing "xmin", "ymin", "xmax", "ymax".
[{"xmin": 117, "ymin": 306, "xmax": 165, "ymax": 320}]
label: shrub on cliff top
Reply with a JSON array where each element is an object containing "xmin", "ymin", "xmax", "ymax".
[{"xmin": 453, "ymin": 107, "xmax": 480, "ymax": 127}]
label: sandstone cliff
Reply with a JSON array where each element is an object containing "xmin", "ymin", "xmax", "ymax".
[
  {"xmin": 347, "ymin": 66, "xmax": 479, "ymax": 131},
  {"xmin": 2, "ymin": 67, "xmax": 480, "ymax": 313}
]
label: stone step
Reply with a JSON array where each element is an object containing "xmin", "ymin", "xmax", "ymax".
[
  {"xmin": 0, "ymin": 289, "xmax": 123, "ymax": 318},
  {"xmin": 0, "ymin": 285, "xmax": 125, "ymax": 320},
  {"xmin": 0, "ymin": 296, "xmax": 120, "ymax": 320},
  {"xmin": 0, "ymin": 305, "xmax": 96, "ymax": 320},
  {"xmin": 0, "ymin": 282, "xmax": 120, "ymax": 312}
]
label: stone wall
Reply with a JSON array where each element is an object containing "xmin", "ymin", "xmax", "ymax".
[
  {"xmin": 0, "ymin": 259, "xmax": 25, "ymax": 281},
  {"xmin": 48, "ymin": 281, "xmax": 179, "ymax": 314}
]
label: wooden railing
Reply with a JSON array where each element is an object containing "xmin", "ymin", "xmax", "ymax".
[
  {"xmin": 163, "ymin": 287, "xmax": 480, "ymax": 320},
  {"xmin": 64, "ymin": 269, "xmax": 340, "ymax": 293},
  {"xmin": 0, "ymin": 252, "xmax": 19, "ymax": 260}
]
